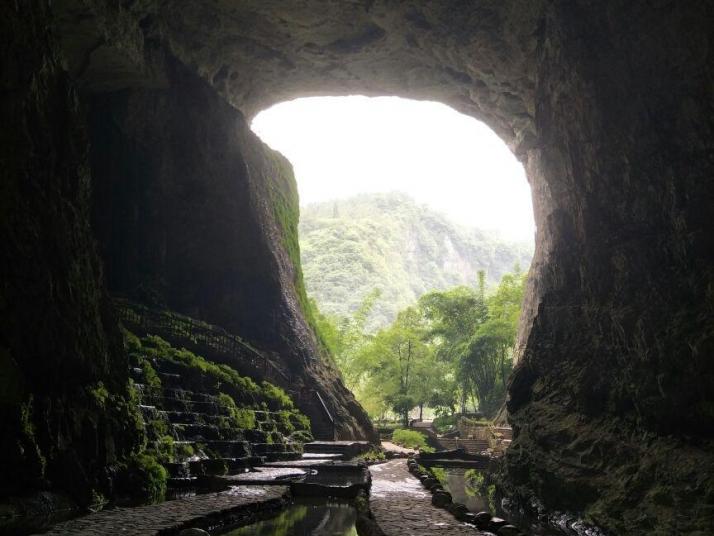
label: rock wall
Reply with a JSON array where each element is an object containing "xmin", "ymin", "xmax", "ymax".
[
  {"xmin": 503, "ymin": 2, "xmax": 714, "ymax": 533},
  {"xmin": 0, "ymin": 0, "xmax": 141, "ymax": 507},
  {"xmin": 87, "ymin": 57, "xmax": 375, "ymax": 442}
]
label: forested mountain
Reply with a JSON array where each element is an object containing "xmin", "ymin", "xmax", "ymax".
[{"xmin": 299, "ymin": 192, "xmax": 533, "ymax": 329}]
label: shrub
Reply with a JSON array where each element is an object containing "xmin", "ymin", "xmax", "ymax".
[{"xmin": 391, "ymin": 429, "xmax": 434, "ymax": 452}]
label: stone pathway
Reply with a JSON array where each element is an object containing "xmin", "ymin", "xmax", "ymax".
[
  {"xmin": 370, "ymin": 460, "xmax": 484, "ymax": 536},
  {"xmin": 36, "ymin": 485, "xmax": 287, "ymax": 535},
  {"xmin": 381, "ymin": 441, "xmax": 416, "ymax": 455},
  {"xmin": 226, "ymin": 466, "xmax": 305, "ymax": 482}
]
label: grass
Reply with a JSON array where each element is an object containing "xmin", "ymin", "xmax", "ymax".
[{"xmin": 391, "ymin": 428, "xmax": 435, "ymax": 453}]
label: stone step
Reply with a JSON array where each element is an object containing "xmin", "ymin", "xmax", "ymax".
[
  {"xmin": 158, "ymin": 372, "xmax": 183, "ymax": 388},
  {"xmin": 163, "ymin": 410, "xmax": 206, "ymax": 424},
  {"xmin": 301, "ymin": 452, "xmax": 343, "ymax": 460},
  {"xmin": 164, "ymin": 462, "xmax": 191, "ymax": 478},
  {"xmin": 436, "ymin": 438, "xmax": 490, "ymax": 454},
  {"xmin": 157, "ymin": 396, "xmax": 229, "ymax": 415},
  {"xmin": 166, "ymin": 476, "xmax": 199, "ymax": 489},
  {"xmin": 172, "ymin": 422, "xmax": 239, "ymax": 441},
  {"xmin": 251, "ymin": 442, "xmax": 302, "ymax": 455},
  {"xmin": 264, "ymin": 451, "xmax": 303, "ymax": 462},
  {"xmin": 162, "ymin": 388, "xmax": 219, "ymax": 404},
  {"xmin": 201, "ymin": 440, "xmax": 251, "ymax": 458},
  {"xmin": 303, "ymin": 441, "xmax": 372, "ymax": 457}
]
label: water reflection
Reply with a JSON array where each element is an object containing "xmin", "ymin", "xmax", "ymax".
[
  {"xmin": 431, "ymin": 467, "xmax": 562, "ymax": 536},
  {"xmin": 221, "ymin": 498, "xmax": 357, "ymax": 536},
  {"xmin": 431, "ymin": 467, "xmax": 494, "ymax": 513}
]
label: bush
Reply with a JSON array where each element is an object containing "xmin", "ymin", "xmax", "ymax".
[{"xmin": 391, "ymin": 429, "xmax": 434, "ymax": 452}]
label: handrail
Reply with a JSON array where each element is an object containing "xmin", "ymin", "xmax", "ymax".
[
  {"xmin": 114, "ymin": 298, "xmax": 290, "ymax": 384},
  {"xmin": 314, "ymin": 390, "xmax": 336, "ymax": 440}
]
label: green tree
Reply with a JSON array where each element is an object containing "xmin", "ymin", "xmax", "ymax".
[
  {"xmin": 419, "ymin": 286, "xmax": 488, "ymax": 412},
  {"xmin": 310, "ymin": 267, "xmax": 527, "ymax": 422}
]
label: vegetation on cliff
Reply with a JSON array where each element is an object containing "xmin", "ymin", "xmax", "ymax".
[
  {"xmin": 116, "ymin": 331, "xmax": 311, "ymax": 504},
  {"xmin": 299, "ymin": 192, "xmax": 532, "ymax": 330}
]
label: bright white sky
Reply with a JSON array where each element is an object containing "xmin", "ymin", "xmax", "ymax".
[{"xmin": 251, "ymin": 96, "xmax": 535, "ymax": 242}]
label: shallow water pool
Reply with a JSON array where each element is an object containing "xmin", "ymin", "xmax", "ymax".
[{"xmin": 218, "ymin": 498, "xmax": 357, "ymax": 536}]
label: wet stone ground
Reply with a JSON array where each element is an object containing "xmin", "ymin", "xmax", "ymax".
[
  {"xmin": 35, "ymin": 486, "xmax": 287, "ymax": 536},
  {"xmin": 33, "ymin": 459, "xmax": 487, "ymax": 535},
  {"xmin": 370, "ymin": 460, "xmax": 485, "ymax": 535}
]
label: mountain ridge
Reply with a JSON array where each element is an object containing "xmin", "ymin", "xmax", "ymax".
[{"xmin": 299, "ymin": 192, "xmax": 533, "ymax": 329}]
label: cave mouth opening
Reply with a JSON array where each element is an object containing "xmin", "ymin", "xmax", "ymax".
[{"xmin": 250, "ymin": 95, "xmax": 535, "ymax": 422}]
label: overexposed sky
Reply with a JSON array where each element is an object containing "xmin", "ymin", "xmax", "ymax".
[{"xmin": 251, "ymin": 96, "xmax": 535, "ymax": 241}]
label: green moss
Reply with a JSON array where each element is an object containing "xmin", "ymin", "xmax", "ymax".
[
  {"xmin": 129, "ymin": 333, "xmax": 300, "ymax": 413},
  {"xmin": 125, "ymin": 454, "xmax": 168, "ymax": 504},
  {"xmin": 175, "ymin": 443, "xmax": 194, "ymax": 459},
  {"xmin": 155, "ymin": 435, "xmax": 175, "ymax": 464},
  {"xmin": 260, "ymin": 381, "xmax": 294, "ymax": 410},
  {"xmin": 291, "ymin": 412, "xmax": 311, "ymax": 431},
  {"xmin": 88, "ymin": 382, "xmax": 110, "ymax": 408},
  {"xmin": 140, "ymin": 360, "xmax": 162, "ymax": 391},
  {"xmin": 265, "ymin": 151, "xmax": 327, "ymax": 348},
  {"xmin": 88, "ymin": 489, "xmax": 108, "ymax": 512},
  {"xmin": 147, "ymin": 417, "xmax": 169, "ymax": 439},
  {"xmin": 276, "ymin": 410, "xmax": 295, "ymax": 434},
  {"xmin": 122, "ymin": 328, "xmax": 142, "ymax": 353},
  {"xmin": 218, "ymin": 393, "xmax": 257, "ymax": 430},
  {"xmin": 430, "ymin": 467, "xmax": 447, "ymax": 485},
  {"xmin": 289, "ymin": 430, "xmax": 314, "ymax": 444}
]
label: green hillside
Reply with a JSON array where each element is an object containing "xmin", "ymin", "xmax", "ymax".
[{"xmin": 299, "ymin": 192, "xmax": 533, "ymax": 330}]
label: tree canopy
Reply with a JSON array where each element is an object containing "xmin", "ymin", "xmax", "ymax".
[{"xmin": 311, "ymin": 266, "xmax": 527, "ymax": 421}]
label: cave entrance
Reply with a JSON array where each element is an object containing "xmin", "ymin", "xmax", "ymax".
[{"xmin": 250, "ymin": 95, "xmax": 535, "ymax": 424}]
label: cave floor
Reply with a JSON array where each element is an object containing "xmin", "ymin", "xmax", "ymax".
[
  {"xmin": 370, "ymin": 460, "xmax": 486, "ymax": 535},
  {"xmin": 34, "ymin": 460, "xmax": 487, "ymax": 535},
  {"xmin": 34, "ymin": 485, "xmax": 287, "ymax": 536}
]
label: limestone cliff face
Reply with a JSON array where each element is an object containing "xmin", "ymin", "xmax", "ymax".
[
  {"xmin": 0, "ymin": 1, "xmax": 141, "ymax": 505},
  {"xmin": 503, "ymin": 3, "xmax": 714, "ymax": 533},
  {"xmin": 88, "ymin": 57, "xmax": 375, "ymax": 442}
]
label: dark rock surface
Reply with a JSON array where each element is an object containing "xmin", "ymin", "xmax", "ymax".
[
  {"xmin": 2, "ymin": 1, "xmax": 713, "ymax": 534},
  {"xmin": 87, "ymin": 55, "xmax": 374, "ymax": 443},
  {"xmin": 0, "ymin": 0, "xmax": 141, "ymax": 507}
]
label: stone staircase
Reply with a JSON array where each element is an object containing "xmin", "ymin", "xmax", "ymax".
[
  {"xmin": 130, "ymin": 354, "xmax": 306, "ymax": 496},
  {"xmin": 303, "ymin": 441, "xmax": 372, "ymax": 459},
  {"xmin": 435, "ymin": 438, "xmax": 490, "ymax": 454}
]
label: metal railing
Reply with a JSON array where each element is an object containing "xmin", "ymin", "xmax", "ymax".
[
  {"xmin": 114, "ymin": 298, "xmax": 290, "ymax": 385},
  {"xmin": 314, "ymin": 390, "xmax": 336, "ymax": 440}
]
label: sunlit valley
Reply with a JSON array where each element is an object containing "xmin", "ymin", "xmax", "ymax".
[{"xmin": 253, "ymin": 96, "xmax": 535, "ymax": 426}]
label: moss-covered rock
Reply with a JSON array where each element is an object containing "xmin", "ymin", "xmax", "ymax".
[{"xmin": 126, "ymin": 332, "xmax": 311, "ymax": 471}]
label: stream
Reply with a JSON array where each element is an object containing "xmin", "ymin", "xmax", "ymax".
[
  {"xmin": 431, "ymin": 467, "xmax": 563, "ymax": 536},
  {"xmin": 216, "ymin": 498, "xmax": 357, "ymax": 536}
]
